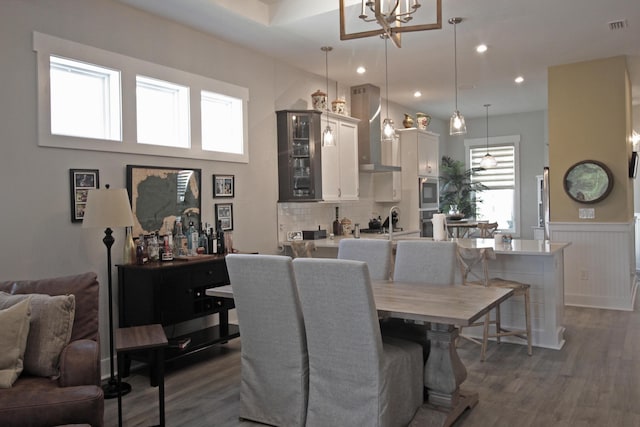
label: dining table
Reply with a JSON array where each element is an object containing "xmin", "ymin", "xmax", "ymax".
[
  {"xmin": 446, "ymin": 219, "xmax": 478, "ymax": 238},
  {"xmin": 207, "ymin": 280, "xmax": 512, "ymax": 427}
]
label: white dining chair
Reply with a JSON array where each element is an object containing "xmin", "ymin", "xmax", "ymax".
[
  {"xmin": 225, "ymin": 254, "xmax": 308, "ymax": 426},
  {"xmin": 456, "ymin": 246, "xmax": 533, "ymax": 361},
  {"xmin": 292, "ymin": 258, "xmax": 423, "ymax": 427},
  {"xmin": 383, "ymin": 240, "xmax": 458, "ymax": 361},
  {"xmin": 337, "ymin": 238, "xmax": 393, "ymax": 280}
]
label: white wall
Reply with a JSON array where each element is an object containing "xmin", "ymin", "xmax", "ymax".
[{"xmin": 0, "ymin": 0, "xmax": 549, "ymax": 374}]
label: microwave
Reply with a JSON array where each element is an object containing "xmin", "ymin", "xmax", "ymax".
[{"xmin": 419, "ymin": 177, "xmax": 439, "ymax": 210}]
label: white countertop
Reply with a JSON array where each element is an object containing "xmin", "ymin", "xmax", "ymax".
[{"xmin": 280, "ymin": 235, "xmax": 570, "ymax": 256}]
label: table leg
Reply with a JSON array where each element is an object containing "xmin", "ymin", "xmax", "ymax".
[
  {"xmin": 157, "ymin": 348, "xmax": 165, "ymax": 427},
  {"xmin": 410, "ymin": 323, "xmax": 478, "ymax": 427}
]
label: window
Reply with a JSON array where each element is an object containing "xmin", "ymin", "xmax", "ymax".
[
  {"xmin": 201, "ymin": 90, "xmax": 244, "ymax": 155},
  {"xmin": 465, "ymin": 136, "xmax": 520, "ymax": 234},
  {"xmin": 34, "ymin": 31, "xmax": 249, "ymax": 162},
  {"xmin": 50, "ymin": 56, "xmax": 121, "ymax": 141},
  {"xmin": 136, "ymin": 76, "xmax": 190, "ymax": 148}
]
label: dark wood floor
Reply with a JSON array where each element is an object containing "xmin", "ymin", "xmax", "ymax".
[{"xmin": 105, "ymin": 294, "xmax": 640, "ymax": 426}]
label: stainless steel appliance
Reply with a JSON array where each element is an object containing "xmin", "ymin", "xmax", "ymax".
[
  {"xmin": 419, "ymin": 177, "xmax": 439, "ymax": 210},
  {"xmin": 420, "ymin": 209, "xmax": 439, "ymax": 237}
]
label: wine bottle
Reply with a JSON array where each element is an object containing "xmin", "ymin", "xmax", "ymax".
[{"xmin": 332, "ymin": 206, "xmax": 341, "ymax": 236}]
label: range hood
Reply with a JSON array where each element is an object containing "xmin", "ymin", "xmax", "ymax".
[{"xmin": 350, "ymin": 84, "xmax": 401, "ymax": 172}]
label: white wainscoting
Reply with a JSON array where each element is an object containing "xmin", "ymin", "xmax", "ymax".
[{"xmin": 550, "ymin": 221, "xmax": 637, "ymax": 311}]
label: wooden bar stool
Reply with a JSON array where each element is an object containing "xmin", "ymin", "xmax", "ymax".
[{"xmin": 456, "ymin": 246, "xmax": 532, "ymax": 361}]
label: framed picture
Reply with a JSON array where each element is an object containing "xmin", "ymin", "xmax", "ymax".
[
  {"xmin": 215, "ymin": 203, "xmax": 233, "ymax": 231},
  {"xmin": 213, "ymin": 174, "xmax": 235, "ymax": 198},
  {"xmin": 127, "ymin": 165, "xmax": 202, "ymax": 236},
  {"xmin": 69, "ymin": 169, "xmax": 99, "ymax": 223}
]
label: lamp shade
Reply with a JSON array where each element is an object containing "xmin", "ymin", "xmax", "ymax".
[{"xmin": 82, "ymin": 187, "xmax": 134, "ymax": 229}]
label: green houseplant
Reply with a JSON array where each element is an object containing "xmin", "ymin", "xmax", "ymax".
[{"xmin": 439, "ymin": 156, "xmax": 487, "ymax": 219}]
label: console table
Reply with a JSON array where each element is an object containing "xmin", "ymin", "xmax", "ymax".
[{"xmin": 117, "ymin": 255, "xmax": 240, "ymax": 378}]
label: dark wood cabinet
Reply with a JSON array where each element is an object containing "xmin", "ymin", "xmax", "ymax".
[
  {"xmin": 117, "ymin": 256, "xmax": 239, "ymax": 372},
  {"xmin": 277, "ymin": 110, "xmax": 323, "ymax": 202}
]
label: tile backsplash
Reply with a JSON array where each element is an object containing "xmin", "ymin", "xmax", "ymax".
[{"xmin": 277, "ymin": 200, "xmax": 390, "ymax": 242}]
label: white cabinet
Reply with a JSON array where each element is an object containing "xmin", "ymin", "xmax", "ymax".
[
  {"xmin": 374, "ymin": 136, "xmax": 402, "ymax": 202},
  {"xmin": 397, "ymin": 128, "xmax": 440, "ymax": 231},
  {"xmin": 321, "ymin": 113, "xmax": 360, "ymax": 201}
]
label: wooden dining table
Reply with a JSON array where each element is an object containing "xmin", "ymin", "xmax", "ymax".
[
  {"xmin": 207, "ymin": 281, "xmax": 512, "ymax": 427},
  {"xmin": 446, "ymin": 219, "xmax": 478, "ymax": 238}
]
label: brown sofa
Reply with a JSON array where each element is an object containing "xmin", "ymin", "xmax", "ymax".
[{"xmin": 0, "ymin": 272, "xmax": 104, "ymax": 427}]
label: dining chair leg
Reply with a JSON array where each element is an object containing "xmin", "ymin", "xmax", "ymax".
[
  {"xmin": 481, "ymin": 312, "xmax": 490, "ymax": 362},
  {"xmin": 524, "ymin": 289, "xmax": 533, "ymax": 356}
]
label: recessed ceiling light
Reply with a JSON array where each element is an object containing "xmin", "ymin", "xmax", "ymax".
[
  {"xmin": 356, "ymin": 66, "xmax": 366, "ymax": 74},
  {"xmin": 515, "ymin": 76, "xmax": 524, "ymax": 84},
  {"xmin": 476, "ymin": 44, "xmax": 488, "ymax": 53},
  {"xmin": 414, "ymin": 91, "xmax": 422, "ymax": 98}
]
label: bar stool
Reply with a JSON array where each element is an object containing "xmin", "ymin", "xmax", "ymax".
[{"xmin": 456, "ymin": 246, "xmax": 532, "ymax": 361}]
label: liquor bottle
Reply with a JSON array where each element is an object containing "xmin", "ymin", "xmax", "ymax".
[
  {"xmin": 136, "ymin": 234, "xmax": 147, "ymax": 265},
  {"xmin": 148, "ymin": 232, "xmax": 160, "ymax": 262},
  {"xmin": 208, "ymin": 227, "xmax": 217, "ymax": 254},
  {"xmin": 198, "ymin": 224, "xmax": 208, "ymax": 254},
  {"xmin": 162, "ymin": 234, "xmax": 173, "ymax": 261},
  {"xmin": 332, "ymin": 206, "xmax": 341, "ymax": 236},
  {"xmin": 216, "ymin": 220, "xmax": 225, "ymax": 254},
  {"xmin": 123, "ymin": 226, "xmax": 136, "ymax": 264},
  {"xmin": 174, "ymin": 218, "xmax": 187, "ymax": 256}
]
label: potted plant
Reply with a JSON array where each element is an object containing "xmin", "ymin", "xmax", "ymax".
[{"xmin": 439, "ymin": 156, "xmax": 487, "ymax": 219}]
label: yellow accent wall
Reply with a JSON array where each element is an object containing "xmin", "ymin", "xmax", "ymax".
[{"xmin": 548, "ymin": 56, "xmax": 633, "ymax": 222}]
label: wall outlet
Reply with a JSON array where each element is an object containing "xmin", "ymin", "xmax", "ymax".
[{"xmin": 579, "ymin": 208, "xmax": 595, "ymax": 219}]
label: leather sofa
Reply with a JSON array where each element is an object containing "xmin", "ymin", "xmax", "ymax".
[{"xmin": 0, "ymin": 272, "xmax": 104, "ymax": 427}]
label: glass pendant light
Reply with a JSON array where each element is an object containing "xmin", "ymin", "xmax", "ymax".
[
  {"xmin": 480, "ymin": 104, "xmax": 498, "ymax": 169},
  {"xmin": 381, "ymin": 35, "xmax": 395, "ymax": 143},
  {"xmin": 321, "ymin": 46, "xmax": 334, "ymax": 147},
  {"xmin": 448, "ymin": 17, "xmax": 466, "ymax": 136}
]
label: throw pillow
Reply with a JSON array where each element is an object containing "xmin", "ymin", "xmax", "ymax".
[
  {"xmin": 0, "ymin": 297, "xmax": 31, "ymax": 388},
  {"xmin": 0, "ymin": 291, "xmax": 75, "ymax": 378}
]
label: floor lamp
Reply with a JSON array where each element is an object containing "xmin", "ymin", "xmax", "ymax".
[{"xmin": 83, "ymin": 184, "xmax": 134, "ymax": 399}]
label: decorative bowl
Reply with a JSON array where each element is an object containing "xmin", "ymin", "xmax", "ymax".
[{"xmin": 446, "ymin": 214, "xmax": 465, "ymax": 221}]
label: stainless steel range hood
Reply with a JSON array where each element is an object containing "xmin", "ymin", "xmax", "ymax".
[{"xmin": 351, "ymin": 84, "xmax": 401, "ymax": 172}]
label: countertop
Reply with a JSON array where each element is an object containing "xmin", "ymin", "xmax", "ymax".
[{"xmin": 280, "ymin": 234, "xmax": 570, "ymax": 256}]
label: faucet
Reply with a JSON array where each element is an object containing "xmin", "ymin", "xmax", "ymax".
[{"xmin": 388, "ymin": 206, "xmax": 400, "ymax": 241}]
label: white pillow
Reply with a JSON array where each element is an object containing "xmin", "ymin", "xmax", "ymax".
[
  {"xmin": 0, "ymin": 292, "xmax": 75, "ymax": 378},
  {"xmin": 0, "ymin": 297, "xmax": 31, "ymax": 388}
]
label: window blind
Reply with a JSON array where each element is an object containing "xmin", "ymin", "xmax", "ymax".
[{"xmin": 470, "ymin": 145, "xmax": 515, "ymax": 188}]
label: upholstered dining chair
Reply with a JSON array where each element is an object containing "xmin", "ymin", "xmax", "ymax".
[
  {"xmin": 382, "ymin": 240, "xmax": 458, "ymax": 361},
  {"xmin": 292, "ymin": 258, "xmax": 423, "ymax": 427},
  {"xmin": 456, "ymin": 246, "xmax": 532, "ymax": 361},
  {"xmin": 225, "ymin": 254, "xmax": 308, "ymax": 427},
  {"xmin": 337, "ymin": 238, "xmax": 393, "ymax": 280}
]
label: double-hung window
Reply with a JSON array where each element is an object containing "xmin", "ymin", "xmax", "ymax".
[{"xmin": 465, "ymin": 135, "xmax": 520, "ymax": 234}]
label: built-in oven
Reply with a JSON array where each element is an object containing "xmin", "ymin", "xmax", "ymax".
[
  {"xmin": 420, "ymin": 209, "xmax": 439, "ymax": 237},
  {"xmin": 419, "ymin": 177, "xmax": 439, "ymax": 211}
]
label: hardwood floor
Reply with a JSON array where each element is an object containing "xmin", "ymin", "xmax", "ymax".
[{"xmin": 105, "ymin": 294, "xmax": 640, "ymax": 426}]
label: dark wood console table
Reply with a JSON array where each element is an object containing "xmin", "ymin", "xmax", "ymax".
[{"xmin": 117, "ymin": 255, "xmax": 240, "ymax": 379}]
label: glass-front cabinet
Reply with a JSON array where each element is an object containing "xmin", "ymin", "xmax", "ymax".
[{"xmin": 277, "ymin": 110, "xmax": 323, "ymax": 202}]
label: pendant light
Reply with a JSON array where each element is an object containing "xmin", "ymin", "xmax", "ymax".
[
  {"xmin": 381, "ymin": 35, "xmax": 395, "ymax": 143},
  {"xmin": 480, "ymin": 104, "xmax": 498, "ymax": 169},
  {"xmin": 321, "ymin": 46, "xmax": 334, "ymax": 147},
  {"xmin": 448, "ymin": 17, "xmax": 466, "ymax": 136}
]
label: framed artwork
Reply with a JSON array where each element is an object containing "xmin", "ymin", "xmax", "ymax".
[
  {"xmin": 69, "ymin": 169, "xmax": 99, "ymax": 223},
  {"xmin": 215, "ymin": 203, "xmax": 234, "ymax": 231},
  {"xmin": 563, "ymin": 160, "xmax": 613, "ymax": 204},
  {"xmin": 213, "ymin": 174, "xmax": 235, "ymax": 198},
  {"xmin": 126, "ymin": 165, "xmax": 202, "ymax": 236}
]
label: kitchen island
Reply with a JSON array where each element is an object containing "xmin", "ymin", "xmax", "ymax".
[{"xmin": 280, "ymin": 236, "xmax": 570, "ymax": 350}]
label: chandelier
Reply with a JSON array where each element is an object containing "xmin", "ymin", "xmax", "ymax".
[{"xmin": 340, "ymin": 0, "xmax": 442, "ymax": 48}]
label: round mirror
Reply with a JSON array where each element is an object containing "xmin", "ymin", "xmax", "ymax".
[{"xmin": 563, "ymin": 160, "xmax": 613, "ymax": 204}]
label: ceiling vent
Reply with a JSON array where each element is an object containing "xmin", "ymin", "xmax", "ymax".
[{"xmin": 608, "ymin": 19, "xmax": 627, "ymax": 31}]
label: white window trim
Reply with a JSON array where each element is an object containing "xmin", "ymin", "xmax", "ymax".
[
  {"xmin": 464, "ymin": 135, "xmax": 521, "ymax": 236},
  {"xmin": 33, "ymin": 31, "xmax": 249, "ymax": 163}
]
